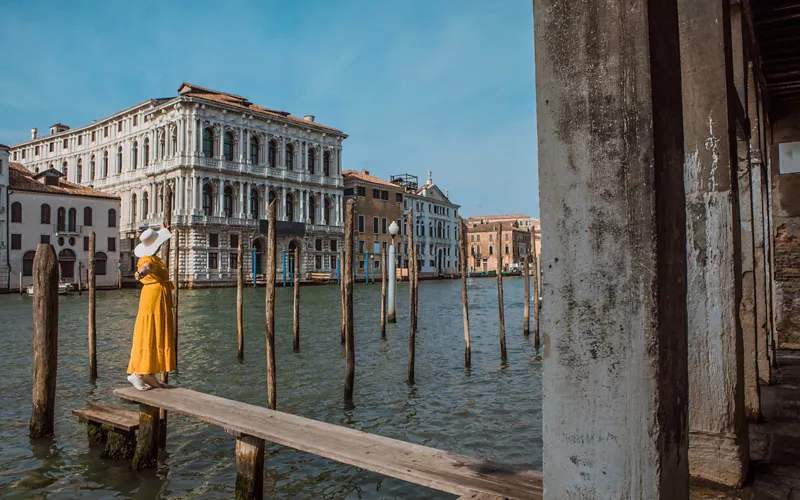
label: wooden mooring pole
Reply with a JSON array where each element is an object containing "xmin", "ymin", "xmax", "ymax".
[
  {"xmin": 159, "ymin": 185, "xmax": 172, "ymax": 449},
  {"xmin": 237, "ymin": 243, "xmax": 244, "ymax": 360},
  {"xmin": 340, "ymin": 247, "xmax": 346, "ymax": 345},
  {"xmin": 496, "ymin": 224, "xmax": 507, "ymax": 362},
  {"xmin": 523, "ymin": 253, "xmax": 531, "ymax": 338},
  {"xmin": 266, "ymin": 200, "xmax": 277, "ymax": 410},
  {"xmin": 19, "ymin": 271, "xmax": 23, "ymax": 294},
  {"xmin": 173, "ymin": 228, "xmax": 179, "ymax": 366},
  {"xmin": 88, "ymin": 232, "xmax": 97, "ymax": 379},
  {"xmin": 380, "ymin": 251, "xmax": 387, "ymax": 339},
  {"xmin": 459, "ymin": 217, "xmax": 471, "ymax": 367},
  {"xmin": 30, "ymin": 244, "xmax": 58, "ymax": 439},
  {"xmin": 233, "ymin": 432, "xmax": 265, "ymax": 500},
  {"xmin": 344, "ymin": 199, "xmax": 355, "ymax": 401},
  {"xmin": 408, "ymin": 208, "xmax": 417, "ymax": 385},
  {"xmin": 293, "ymin": 246, "xmax": 300, "ymax": 352},
  {"xmin": 531, "ymin": 227, "xmax": 540, "ymax": 350},
  {"xmin": 77, "ymin": 262, "xmax": 83, "ymax": 295}
]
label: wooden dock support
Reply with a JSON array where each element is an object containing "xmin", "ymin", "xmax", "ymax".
[
  {"xmin": 234, "ymin": 433, "xmax": 265, "ymax": 500},
  {"xmin": 88, "ymin": 231, "xmax": 97, "ymax": 379},
  {"xmin": 408, "ymin": 208, "xmax": 417, "ymax": 385},
  {"xmin": 344, "ymin": 199, "xmax": 355, "ymax": 401},
  {"xmin": 132, "ymin": 404, "xmax": 160, "ymax": 470},
  {"xmin": 237, "ymin": 243, "xmax": 244, "ymax": 360},
  {"xmin": 293, "ymin": 247, "xmax": 300, "ymax": 352},
  {"xmin": 531, "ymin": 228, "xmax": 540, "ymax": 350},
  {"xmin": 496, "ymin": 224, "xmax": 506, "ymax": 362},
  {"xmin": 173, "ymin": 229, "xmax": 179, "ymax": 365},
  {"xmin": 381, "ymin": 252, "xmax": 387, "ymax": 339},
  {"xmin": 266, "ymin": 200, "xmax": 277, "ymax": 410},
  {"xmin": 523, "ymin": 253, "xmax": 531, "ymax": 338},
  {"xmin": 30, "ymin": 244, "xmax": 58, "ymax": 439},
  {"xmin": 339, "ymin": 247, "xmax": 346, "ymax": 345},
  {"xmin": 459, "ymin": 217, "xmax": 471, "ymax": 367}
]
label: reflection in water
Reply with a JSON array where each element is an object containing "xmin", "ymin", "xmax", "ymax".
[{"xmin": 0, "ymin": 278, "xmax": 541, "ymax": 499}]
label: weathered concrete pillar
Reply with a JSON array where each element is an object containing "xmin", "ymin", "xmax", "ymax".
[
  {"xmin": 535, "ymin": 0, "xmax": 689, "ymax": 498},
  {"xmin": 679, "ymin": 0, "xmax": 749, "ymax": 486},
  {"xmin": 748, "ymin": 69, "xmax": 772, "ymax": 386}
]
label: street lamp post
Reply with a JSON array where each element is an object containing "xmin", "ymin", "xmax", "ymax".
[{"xmin": 388, "ymin": 221, "xmax": 399, "ymax": 322}]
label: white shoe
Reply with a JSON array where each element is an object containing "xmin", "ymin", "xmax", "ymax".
[{"xmin": 127, "ymin": 373, "xmax": 152, "ymax": 391}]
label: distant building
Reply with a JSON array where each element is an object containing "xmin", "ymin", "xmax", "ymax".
[
  {"xmin": 0, "ymin": 145, "xmax": 10, "ymax": 289},
  {"xmin": 9, "ymin": 82, "xmax": 347, "ymax": 287},
  {"xmin": 466, "ymin": 213, "xmax": 540, "ymax": 252},
  {"xmin": 466, "ymin": 221, "xmax": 531, "ymax": 273},
  {"xmin": 394, "ymin": 171, "xmax": 460, "ymax": 277},
  {"xmin": 343, "ymin": 169, "xmax": 405, "ymax": 278},
  {"xmin": 6, "ymin": 162, "xmax": 121, "ymax": 290}
]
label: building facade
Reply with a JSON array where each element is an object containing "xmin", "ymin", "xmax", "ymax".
[
  {"xmin": 343, "ymin": 169, "xmax": 405, "ymax": 279},
  {"xmin": 0, "ymin": 145, "xmax": 9, "ymax": 289},
  {"xmin": 466, "ymin": 221, "xmax": 531, "ymax": 273},
  {"xmin": 466, "ymin": 214, "xmax": 540, "ymax": 253},
  {"xmin": 7, "ymin": 163, "xmax": 120, "ymax": 290},
  {"xmin": 9, "ymin": 82, "xmax": 347, "ymax": 287},
  {"xmin": 394, "ymin": 171, "xmax": 460, "ymax": 277}
]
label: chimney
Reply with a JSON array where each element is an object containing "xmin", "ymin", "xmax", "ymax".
[
  {"xmin": 362, "ymin": 169, "xmax": 370, "ymax": 176},
  {"xmin": 31, "ymin": 128, "xmax": 38, "ymax": 140},
  {"xmin": 303, "ymin": 115, "xmax": 315, "ymax": 122}
]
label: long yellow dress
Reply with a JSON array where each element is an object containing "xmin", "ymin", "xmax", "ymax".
[{"xmin": 127, "ymin": 255, "xmax": 176, "ymax": 375}]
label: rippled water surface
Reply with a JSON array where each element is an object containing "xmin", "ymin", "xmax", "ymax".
[{"xmin": 0, "ymin": 277, "xmax": 541, "ymax": 499}]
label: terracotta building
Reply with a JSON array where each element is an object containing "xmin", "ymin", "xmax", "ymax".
[
  {"xmin": 466, "ymin": 221, "xmax": 531, "ymax": 273},
  {"xmin": 343, "ymin": 169, "xmax": 404, "ymax": 279},
  {"xmin": 466, "ymin": 214, "xmax": 540, "ymax": 254}
]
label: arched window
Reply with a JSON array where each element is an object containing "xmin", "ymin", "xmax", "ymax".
[
  {"xmin": 116, "ymin": 146, "xmax": 122, "ymax": 174},
  {"xmin": 489, "ymin": 245, "xmax": 494, "ymax": 255},
  {"xmin": 57, "ymin": 207, "xmax": 66, "ymax": 231},
  {"xmin": 41, "ymin": 204, "xmax": 51, "ymax": 224},
  {"xmin": 324, "ymin": 197, "xmax": 332, "ymax": 225},
  {"xmin": 95, "ymin": 252, "xmax": 108, "ymax": 276},
  {"xmin": 130, "ymin": 194, "xmax": 137, "ymax": 223},
  {"xmin": 142, "ymin": 191, "xmax": 149, "ymax": 218},
  {"xmin": 48, "ymin": 163, "xmax": 54, "ymax": 171},
  {"xmin": 308, "ymin": 196, "xmax": 316, "ymax": 224},
  {"xmin": 102, "ymin": 151, "xmax": 108, "ymax": 177},
  {"xmin": 143, "ymin": 138, "xmax": 150, "ymax": 166},
  {"xmin": 203, "ymin": 128, "xmax": 215, "ymax": 158},
  {"xmin": 61, "ymin": 160, "xmax": 68, "ymax": 177},
  {"xmin": 308, "ymin": 149, "xmax": 316, "ymax": 175},
  {"xmin": 23, "ymin": 251, "xmax": 36, "ymax": 277},
  {"xmin": 11, "ymin": 202, "xmax": 22, "ymax": 223},
  {"xmin": 84, "ymin": 207, "xmax": 93, "ymax": 226},
  {"xmin": 89, "ymin": 154, "xmax": 96, "ymax": 180},
  {"xmin": 505, "ymin": 245, "xmax": 509, "ymax": 255},
  {"xmin": 202, "ymin": 183, "xmax": 213, "ymax": 216},
  {"xmin": 132, "ymin": 141, "xmax": 138, "ymax": 169},
  {"xmin": 108, "ymin": 208, "xmax": 117, "ymax": 227},
  {"xmin": 286, "ymin": 193, "xmax": 294, "ymax": 221},
  {"xmin": 68, "ymin": 208, "xmax": 77, "ymax": 232},
  {"xmin": 249, "ymin": 135, "xmax": 259, "ymax": 164},
  {"xmin": 223, "ymin": 131, "xmax": 234, "ymax": 161},
  {"xmin": 250, "ymin": 189, "xmax": 260, "ymax": 219},
  {"xmin": 323, "ymin": 151, "xmax": 331, "ymax": 176},
  {"xmin": 223, "ymin": 185, "xmax": 233, "ymax": 217},
  {"xmin": 170, "ymin": 130, "xmax": 177, "ymax": 156},
  {"xmin": 76, "ymin": 159, "xmax": 83, "ymax": 183},
  {"xmin": 285, "ymin": 144, "xmax": 294, "ymax": 170},
  {"xmin": 159, "ymin": 135, "xmax": 166, "ymax": 160},
  {"xmin": 58, "ymin": 248, "xmax": 76, "ymax": 278},
  {"xmin": 268, "ymin": 140, "xmax": 278, "ymax": 166}
]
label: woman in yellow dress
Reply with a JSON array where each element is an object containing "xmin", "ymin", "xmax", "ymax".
[{"xmin": 127, "ymin": 224, "xmax": 175, "ymax": 391}]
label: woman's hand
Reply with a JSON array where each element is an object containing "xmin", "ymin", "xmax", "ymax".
[{"xmin": 135, "ymin": 264, "xmax": 152, "ymax": 281}]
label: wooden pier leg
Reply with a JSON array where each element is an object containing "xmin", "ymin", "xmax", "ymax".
[
  {"xmin": 266, "ymin": 200, "xmax": 277, "ymax": 410},
  {"xmin": 293, "ymin": 246, "xmax": 300, "ymax": 352},
  {"xmin": 237, "ymin": 243, "xmax": 244, "ymax": 360},
  {"xmin": 408, "ymin": 209, "xmax": 417, "ymax": 385},
  {"xmin": 86, "ymin": 420, "xmax": 106, "ymax": 445},
  {"xmin": 132, "ymin": 404, "xmax": 160, "ymax": 470},
  {"xmin": 30, "ymin": 244, "xmax": 58, "ymax": 439},
  {"xmin": 88, "ymin": 231, "xmax": 97, "ymax": 379},
  {"xmin": 459, "ymin": 217, "xmax": 471, "ymax": 367},
  {"xmin": 381, "ymin": 252, "xmax": 387, "ymax": 339},
  {"xmin": 77, "ymin": 262, "xmax": 83, "ymax": 295},
  {"xmin": 344, "ymin": 199, "xmax": 355, "ymax": 401},
  {"xmin": 496, "ymin": 224, "xmax": 507, "ymax": 362},
  {"xmin": 531, "ymin": 228, "xmax": 540, "ymax": 350},
  {"xmin": 523, "ymin": 252, "xmax": 531, "ymax": 338},
  {"xmin": 234, "ymin": 433, "xmax": 265, "ymax": 500},
  {"xmin": 340, "ymin": 248, "xmax": 346, "ymax": 345},
  {"xmin": 105, "ymin": 428, "xmax": 136, "ymax": 459}
]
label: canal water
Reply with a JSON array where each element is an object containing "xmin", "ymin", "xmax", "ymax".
[{"xmin": 0, "ymin": 278, "xmax": 541, "ymax": 499}]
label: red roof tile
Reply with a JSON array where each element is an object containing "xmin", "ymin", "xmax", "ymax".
[
  {"xmin": 343, "ymin": 169, "xmax": 402, "ymax": 189},
  {"xmin": 9, "ymin": 163, "xmax": 119, "ymax": 200}
]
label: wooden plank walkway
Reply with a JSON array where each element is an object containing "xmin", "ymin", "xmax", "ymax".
[
  {"xmin": 72, "ymin": 406, "xmax": 139, "ymax": 432},
  {"xmin": 114, "ymin": 387, "xmax": 542, "ymax": 499}
]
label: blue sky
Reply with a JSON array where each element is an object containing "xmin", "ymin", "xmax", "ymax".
[{"xmin": 0, "ymin": 0, "xmax": 538, "ymax": 218}]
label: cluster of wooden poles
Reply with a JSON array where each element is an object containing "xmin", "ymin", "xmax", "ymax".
[{"xmin": 29, "ymin": 190, "xmax": 541, "ymax": 437}]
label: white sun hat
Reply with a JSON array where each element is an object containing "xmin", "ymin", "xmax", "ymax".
[{"xmin": 134, "ymin": 227, "xmax": 172, "ymax": 258}]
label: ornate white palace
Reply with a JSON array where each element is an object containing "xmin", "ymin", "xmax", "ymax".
[{"xmin": 9, "ymin": 83, "xmax": 347, "ymax": 286}]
